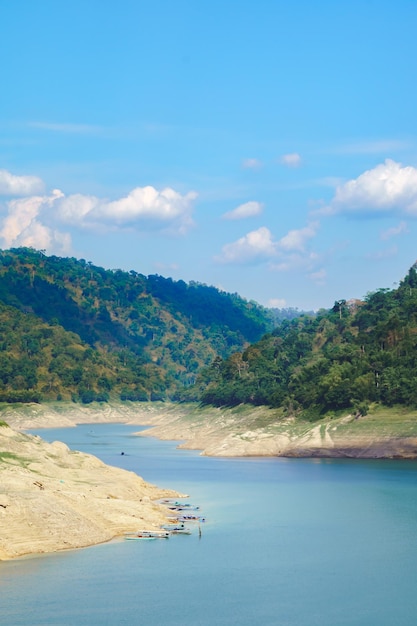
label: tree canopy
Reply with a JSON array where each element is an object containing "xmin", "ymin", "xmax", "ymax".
[
  {"xmin": 0, "ymin": 247, "xmax": 281, "ymax": 403},
  {"xmin": 197, "ymin": 265, "xmax": 417, "ymax": 418}
]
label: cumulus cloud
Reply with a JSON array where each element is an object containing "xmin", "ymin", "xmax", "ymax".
[
  {"xmin": 380, "ymin": 220, "xmax": 409, "ymax": 240},
  {"xmin": 52, "ymin": 186, "xmax": 197, "ymax": 235},
  {"xmin": 320, "ymin": 160, "xmax": 417, "ymax": 216},
  {"xmin": 277, "ymin": 222, "xmax": 319, "ymax": 252},
  {"xmin": 216, "ymin": 227, "xmax": 277, "ymax": 264},
  {"xmin": 53, "ymin": 193, "xmax": 99, "ymax": 225},
  {"xmin": 222, "ymin": 201, "xmax": 263, "ymax": 220},
  {"xmin": 13, "ymin": 220, "xmax": 71, "ymax": 253},
  {"xmin": 242, "ymin": 158, "xmax": 262, "ymax": 170},
  {"xmin": 216, "ymin": 222, "xmax": 320, "ymax": 269},
  {"xmin": 0, "ymin": 174, "xmax": 198, "ymax": 255},
  {"xmin": 101, "ymin": 186, "xmax": 196, "ymax": 232},
  {"xmin": 270, "ymin": 223, "xmax": 320, "ymax": 274},
  {"xmin": 0, "ymin": 190, "xmax": 70, "ymax": 253},
  {"xmin": 280, "ymin": 153, "xmax": 302, "ymax": 168},
  {"xmin": 0, "ymin": 169, "xmax": 44, "ymax": 196}
]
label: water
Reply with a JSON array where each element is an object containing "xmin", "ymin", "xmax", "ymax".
[{"xmin": 1, "ymin": 423, "xmax": 417, "ymax": 625}]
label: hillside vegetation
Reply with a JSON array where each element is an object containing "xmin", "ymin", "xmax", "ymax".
[
  {"xmin": 198, "ymin": 264, "xmax": 417, "ymax": 419},
  {"xmin": 0, "ymin": 247, "xmax": 281, "ymax": 403}
]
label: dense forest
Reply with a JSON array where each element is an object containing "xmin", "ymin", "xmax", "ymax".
[
  {"xmin": 196, "ymin": 263, "xmax": 417, "ymax": 418},
  {"xmin": 0, "ymin": 247, "xmax": 288, "ymax": 403},
  {"xmin": 6, "ymin": 247, "xmax": 416, "ymax": 418}
]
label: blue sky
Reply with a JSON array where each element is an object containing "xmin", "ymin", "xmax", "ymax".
[{"xmin": 1, "ymin": 1, "xmax": 417, "ymax": 310}]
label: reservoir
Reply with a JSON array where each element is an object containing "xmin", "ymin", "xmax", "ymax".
[{"xmin": 1, "ymin": 423, "xmax": 417, "ymax": 625}]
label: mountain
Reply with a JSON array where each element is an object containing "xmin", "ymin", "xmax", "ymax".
[
  {"xmin": 197, "ymin": 264, "xmax": 417, "ymax": 418},
  {"xmin": 0, "ymin": 247, "xmax": 285, "ymax": 403}
]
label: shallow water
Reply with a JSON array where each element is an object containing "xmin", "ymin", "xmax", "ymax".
[{"xmin": 1, "ymin": 423, "xmax": 417, "ymax": 625}]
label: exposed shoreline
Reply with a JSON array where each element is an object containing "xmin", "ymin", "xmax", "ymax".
[
  {"xmin": 2, "ymin": 400, "xmax": 417, "ymax": 561},
  {"xmin": 4, "ymin": 400, "xmax": 417, "ymax": 460},
  {"xmin": 0, "ymin": 404, "xmax": 188, "ymax": 561}
]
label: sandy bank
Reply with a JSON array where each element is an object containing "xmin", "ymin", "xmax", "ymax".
[{"xmin": 0, "ymin": 420, "xmax": 182, "ymax": 561}]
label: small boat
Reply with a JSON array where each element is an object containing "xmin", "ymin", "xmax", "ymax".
[
  {"xmin": 169, "ymin": 529, "xmax": 192, "ymax": 535},
  {"xmin": 162, "ymin": 500, "xmax": 199, "ymax": 510},
  {"xmin": 178, "ymin": 515, "xmax": 205, "ymax": 522},
  {"xmin": 168, "ymin": 504, "xmax": 200, "ymax": 511},
  {"xmin": 124, "ymin": 535, "xmax": 156, "ymax": 541},
  {"xmin": 162, "ymin": 523, "xmax": 186, "ymax": 530},
  {"xmin": 172, "ymin": 502, "xmax": 199, "ymax": 509},
  {"xmin": 125, "ymin": 530, "xmax": 170, "ymax": 539}
]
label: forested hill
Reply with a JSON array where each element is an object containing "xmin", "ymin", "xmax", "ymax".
[
  {"xmin": 198, "ymin": 264, "xmax": 417, "ymax": 418},
  {"xmin": 0, "ymin": 247, "xmax": 285, "ymax": 403}
]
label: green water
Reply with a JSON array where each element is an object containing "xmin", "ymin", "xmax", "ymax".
[{"xmin": 1, "ymin": 424, "xmax": 417, "ymax": 625}]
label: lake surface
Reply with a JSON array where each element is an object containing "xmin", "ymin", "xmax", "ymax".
[{"xmin": 1, "ymin": 423, "xmax": 417, "ymax": 625}]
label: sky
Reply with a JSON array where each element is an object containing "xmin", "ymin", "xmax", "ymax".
[{"xmin": 1, "ymin": 0, "xmax": 417, "ymax": 311}]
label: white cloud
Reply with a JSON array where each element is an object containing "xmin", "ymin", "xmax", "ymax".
[
  {"xmin": 53, "ymin": 193, "xmax": 99, "ymax": 225},
  {"xmin": 380, "ymin": 220, "xmax": 409, "ymax": 240},
  {"xmin": 242, "ymin": 158, "xmax": 262, "ymax": 170},
  {"xmin": 1, "ymin": 196, "xmax": 43, "ymax": 244},
  {"xmin": 222, "ymin": 201, "xmax": 263, "ymax": 220},
  {"xmin": 216, "ymin": 222, "xmax": 320, "ymax": 269},
  {"xmin": 0, "ymin": 169, "xmax": 44, "ymax": 196},
  {"xmin": 216, "ymin": 227, "xmax": 277, "ymax": 264},
  {"xmin": 0, "ymin": 177, "xmax": 197, "ymax": 255},
  {"xmin": 267, "ymin": 223, "xmax": 321, "ymax": 273},
  {"xmin": 101, "ymin": 186, "xmax": 196, "ymax": 231},
  {"xmin": 52, "ymin": 185, "xmax": 197, "ymax": 235},
  {"xmin": 12, "ymin": 221, "xmax": 71, "ymax": 253},
  {"xmin": 321, "ymin": 160, "xmax": 417, "ymax": 216},
  {"xmin": 277, "ymin": 222, "xmax": 319, "ymax": 252},
  {"xmin": 0, "ymin": 190, "xmax": 70, "ymax": 253},
  {"xmin": 280, "ymin": 153, "xmax": 302, "ymax": 168}
]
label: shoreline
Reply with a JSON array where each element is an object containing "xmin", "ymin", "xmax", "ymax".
[
  {"xmin": 0, "ymin": 409, "xmax": 185, "ymax": 561},
  {"xmin": 3, "ymin": 400, "xmax": 417, "ymax": 459},
  {"xmin": 2, "ymin": 400, "xmax": 417, "ymax": 560}
]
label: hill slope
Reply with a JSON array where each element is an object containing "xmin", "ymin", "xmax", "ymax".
[
  {"xmin": 0, "ymin": 247, "xmax": 278, "ymax": 402},
  {"xmin": 198, "ymin": 264, "xmax": 417, "ymax": 417}
]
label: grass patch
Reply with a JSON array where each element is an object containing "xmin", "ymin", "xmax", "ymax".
[
  {"xmin": 0, "ymin": 451, "xmax": 27, "ymax": 466},
  {"xmin": 326, "ymin": 404, "xmax": 417, "ymax": 439}
]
